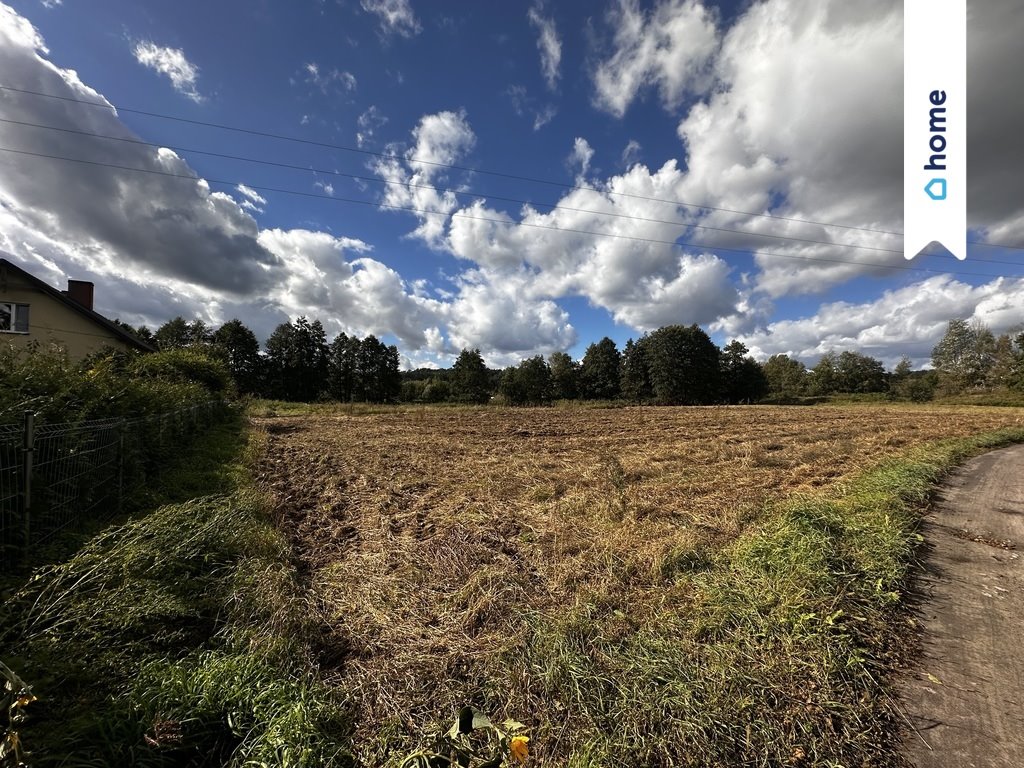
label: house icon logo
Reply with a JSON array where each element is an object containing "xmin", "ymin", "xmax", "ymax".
[{"xmin": 925, "ymin": 178, "xmax": 947, "ymax": 201}]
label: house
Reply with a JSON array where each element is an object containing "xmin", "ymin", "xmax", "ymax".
[{"xmin": 0, "ymin": 255, "xmax": 155, "ymax": 359}]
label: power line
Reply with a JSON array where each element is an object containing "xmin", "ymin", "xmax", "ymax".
[
  {"xmin": 2, "ymin": 144, "xmax": 1019, "ymax": 283},
  {"xmin": 0, "ymin": 84, "xmax": 927, "ymax": 241},
  {"xmin": 5, "ymin": 84, "xmax": 1020, "ymax": 252},
  {"xmin": 4, "ymin": 119, "xmax": 1021, "ymax": 268},
  {"xmin": 0, "ymin": 115, "xmax": 925, "ymax": 259}
]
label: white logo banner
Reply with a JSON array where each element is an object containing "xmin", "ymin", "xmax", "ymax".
[{"xmin": 904, "ymin": 0, "xmax": 966, "ymax": 260}]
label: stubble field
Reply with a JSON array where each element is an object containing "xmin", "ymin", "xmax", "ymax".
[{"xmin": 254, "ymin": 404, "xmax": 1024, "ymax": 766}]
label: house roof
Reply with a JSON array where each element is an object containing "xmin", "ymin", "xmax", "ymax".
[{"xmin": 0, "ymin": 255, "xmax": 156, "ymax": 353}]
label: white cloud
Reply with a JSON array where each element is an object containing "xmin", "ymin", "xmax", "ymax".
[
  {"xmin": 236, "ymin": 184, "xmax": 267, "ymax": 214},
  {"xmin": 621, "ymin": 139, "xmax": 642, "ymax": 166},
  {"xmin": 527, "ymin": 4, "xmax": 561, "ymax": 91},
  {"xmin": 361, "ymin": 0, "xmax": 421, "ymax": 38},
  {"xmin": 303, "ymin": 61, "xmax": 357, "ymax": 93},
  {"xmin": 507, "ymin": 85, "xmax": 557, "ymax": 131},
  {"xmin": 532, "ymin": 105, "xmax": 557, "ymax": 131},
  {"xmin": 356, "ymin": 105, "xmax": 388, "ymax": 147},
  {"xmin": 666, "ymin": 0, "xmax": 907, "ymax": 297},
  {"xmin": 314, "ymin": 181, "xmax": 335, "ymax": 196},
  {"xmin": 376, "ymin": 111, "xmax": 740, "ymax": 339},
  {"xmin": 567, "ymin": 137, "xmax": 594, "ymax": 177},
  {"xmin": 591, "ymin": 0, "xmax": 718, "ymax": 117},
  {"xmin": 257, "ymin": 228, "xmax": 444, "ymax": 349},
  {"xmin": 736, "ymin": 275, "xmax": 1024, "ymax": 368},
  {"xmin": 0, "ymin": 12, "xmax": 274, "ymax": 296},
  {"xmin": 132, "ymin": 41, "xmax": 204, "ymax": 102},
  {"xmin": 374, "ymin": 109, "xmax": 476, "ymax": 247}
]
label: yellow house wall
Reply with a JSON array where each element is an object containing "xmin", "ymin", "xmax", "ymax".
[{"xmin": 0, "ymin": 272, "xmax": 134, "ymax": 360}]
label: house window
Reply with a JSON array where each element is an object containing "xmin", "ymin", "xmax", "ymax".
[{"xmin": 0, "ymin": 303, "xmax": 30, "ymax": 333}]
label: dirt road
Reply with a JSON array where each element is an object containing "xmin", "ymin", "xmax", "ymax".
[{"xmin": 901, "ymin": 443, "xmax": 1024, "ymax": 767}]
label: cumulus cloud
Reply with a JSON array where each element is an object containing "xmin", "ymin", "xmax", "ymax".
[
  {"xmin": 375, "ymin": 111, "xmax": 740, "ymax": 339},
  {"xmin": 257, "ymin": 228, "xmax": 443, "ymax": 349},
  {"xmin": 591, "ymin": 0, "xmax": 718, "ymax": 117},
  {"xmin": 374, "ymin": 109, "xmax": 476, "ymax": 246},
  {"xmin": 665, "ymin": 0, "xmax": 908, "ymax": 297},
  {"xmin": 736, "ymin": 275, "xmax": 1024, "ymax": 369},
  {"xmin": 0, "ymin": 25, "xmax": 277, "ymax": 297},
  {"xmin": 132, "ymin": 41, "xmax": 204, "ymax": 102},
  {"xmin": 0, "ymin": 10, "xmax": 268, "ymax": 296},
  {"xmin": 443, "ymin": 269, "xmax": 577, "ymax": 366},
  {"xmin": 361, "ymin": 0, "xmax": 421, "ymax": 38},
  {"xmin": 527, "ymin": 3, "xmax": 561, "ymax": 91}
]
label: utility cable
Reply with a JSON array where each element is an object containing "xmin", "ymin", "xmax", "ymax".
[
  {"xmin": 0, "ymin": 115, "xmax": 925, "ymax": 258},
  {"xmin": 1, "ymin": 144, "xmax": 1018, "ymax": 282},
  {"xmin": 0, "ymin": 84, "xmax": 929, "ymax": 240},
  {"xmin": 4, "ymin": 85, "xmax": 1019, "ymax": 251}
]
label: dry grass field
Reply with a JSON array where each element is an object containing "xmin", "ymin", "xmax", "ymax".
[{"xmin": 254, "ymin": 404, "xmax": 1024, "ymax": 766}]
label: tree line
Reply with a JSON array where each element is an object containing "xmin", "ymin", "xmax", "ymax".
[{"xmin": 119, "ymin": 315, "xmax": 1024, "ymax": 405}]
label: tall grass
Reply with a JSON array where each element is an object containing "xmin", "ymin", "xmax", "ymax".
[
  {"xmin": 4, "ymin": 408, "xmax": 1023, "ymax": 766},
  {"xmin": 488, "ymin": 427, "xmax": 1024, "ymax": 766},
  {"xmin": 0, "ymin": 424, "xmax": 351, "ymax": 766}
]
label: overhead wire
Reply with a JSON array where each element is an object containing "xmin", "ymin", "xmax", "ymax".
[
  {"xmin": 1, "ymin": 144, "xmax": 1019, "ymax": 283},
  {"xmin": 0, "ymin": 83, "xmax": 1019, "ymax": 266},
  {"xmin": 0, "ymin": 115, "xmax": 922, "ymax": 258},
  {"xmin": 2, "ymin": 118, "xmax": 1021, "ymax": 268},
  {"xmin": 7, "ymin": 83, "xmax": 1004, "ymax": 247}
]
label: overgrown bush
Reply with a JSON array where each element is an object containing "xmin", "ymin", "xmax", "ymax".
[
  {"xmin": 131, "ymin": 347, "xmax": 233, "ymax": 395},
  {"xmin": 0, "ymin": 343, "xmax": 228, "ymax": 426}
]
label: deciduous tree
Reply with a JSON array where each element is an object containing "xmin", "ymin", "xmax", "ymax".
[
  {"xmin": 451, "ymin": 348, "xmax": 491, "ymax": 403},
  {"xmin": 579, "ymin": 337, "xmax": 621, "ymax": 400}
]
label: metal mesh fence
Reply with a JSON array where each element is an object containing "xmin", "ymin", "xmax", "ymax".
[
  {"xmin": 0, "ymin": 400, "xmax": 226, "ymax": 572},
  {"xmin": 0, "ymin": 424, "xmax": 21, "ymax": 567}
]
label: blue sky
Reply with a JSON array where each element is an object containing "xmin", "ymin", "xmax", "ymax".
[{"xmin": 0, "ymin": 0, "xmax": 1022, "ymax": 368}]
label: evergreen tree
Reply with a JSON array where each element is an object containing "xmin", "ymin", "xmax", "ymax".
[
  {"xmin": 499, "ymin": 356, "xmax": 553, "ymax": 405},
  {"xmin": 720, "ymin": 340, "xmax": 768, "ymax": 403},
  {"xmin": 264, "ymin": 317, "xmax": 328, "ymax": 401},
  {"xmin": 328, "ymin": 332, "xmax": 361, "ymax": 402},
  {"xmin": 359, "ymin": 335, "xmax": 401, "ymax": 403}
]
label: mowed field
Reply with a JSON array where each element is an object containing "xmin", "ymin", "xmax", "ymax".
[{"xmin": 255, "ymin": 404, "xmax": 1024, "ymax": 766}]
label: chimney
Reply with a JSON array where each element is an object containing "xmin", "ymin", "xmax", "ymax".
[{"xmin": 65, "ymin": 279, "xmax": 95, "ymax": 311}]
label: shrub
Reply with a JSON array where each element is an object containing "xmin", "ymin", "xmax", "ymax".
[{"xmin": 130, "ymin": 348, "xmax": 233, "ymax": 394}]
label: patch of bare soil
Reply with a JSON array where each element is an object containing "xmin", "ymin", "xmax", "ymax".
[{"xmin": 900, "ymin": 443, "xmax": 1024, "ymax": 767}]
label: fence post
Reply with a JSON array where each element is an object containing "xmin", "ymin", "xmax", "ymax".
[
  {"xmin": 117, "ymin": 418, "xmax": 125, "ymax": 515},
  {"xmin": 21, "ymin": 410, "xmax": 34, "ymax": 553}
]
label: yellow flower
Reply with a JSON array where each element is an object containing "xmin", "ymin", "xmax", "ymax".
[{"xmin": 509, "ymin": 735, "xmax": 529, "ymax": 764}]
